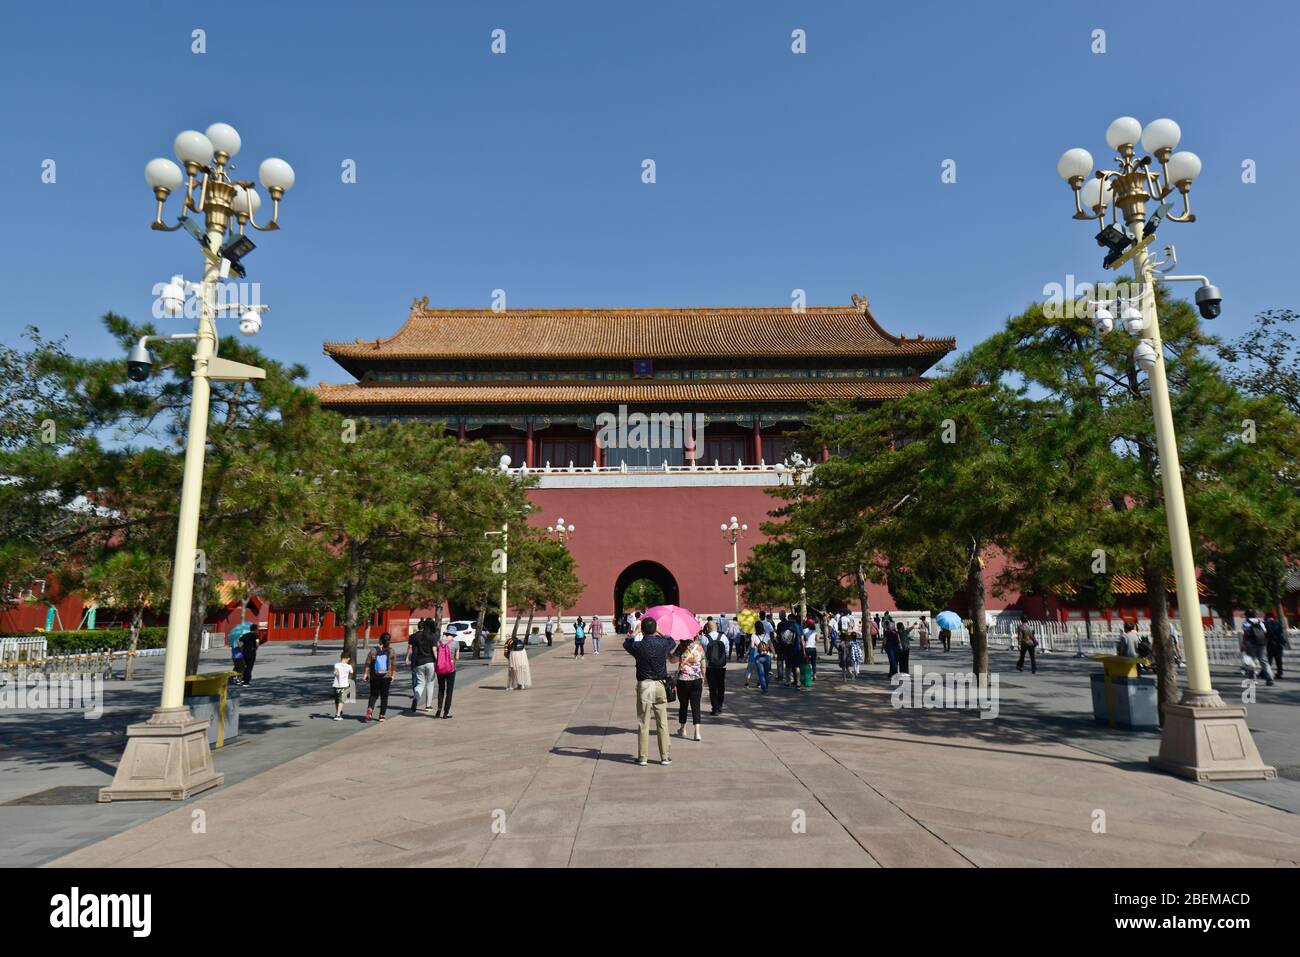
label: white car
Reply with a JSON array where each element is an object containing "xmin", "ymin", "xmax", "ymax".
[{"xmin": 444, "ymin": 621, "xmax": 477, "ymax": 649}]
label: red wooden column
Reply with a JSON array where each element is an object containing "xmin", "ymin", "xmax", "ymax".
[
  {"xmin": 457, "ymin": 419, "xmax": 466, "ymax": 442},
  {"xmin": 751, "ymin": 418, "xmax": 763, "ymax": 464},
  {"xmin": 820, "ymin": 444, "xmax": 830, "ymax": 462},
  {"xmin": 525, "ymin": 419, "xmax": 535, "ymax": 468}
]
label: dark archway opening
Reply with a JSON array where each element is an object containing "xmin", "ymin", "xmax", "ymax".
[{"xmin": 614, "ymin": 560, "xmax": 679, "ymax": 632}]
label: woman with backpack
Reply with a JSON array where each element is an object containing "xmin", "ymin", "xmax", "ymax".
[
  {"xmin": 506, "ymin": 630, "xmax": 532, "ymax": 690},
  {"xmin": 363, "ymin": 632, "xmax": 396, "ymax": 722},
  {"xmin": 670, "ymin": 635, "xmax": 706, "ymax": 740},
  {"xmin": 573, "ymin": 616, "xmax": 587, "ymax": 658},
  {"xmin": 434, "ymin": 627, "xmax": 460, "ymax": 718}
]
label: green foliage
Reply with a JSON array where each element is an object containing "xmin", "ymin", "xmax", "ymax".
[
  {"xmin": 0, "ymin": 628, "xmax": 168, "ymax": 654},
  {"xmin": 621, "ymin": 577, "xmax": 665, "ymax": 610}
]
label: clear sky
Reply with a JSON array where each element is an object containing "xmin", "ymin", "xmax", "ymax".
[{"xmin": 2, "ymin": 0, "xmax": 1296, "ymax": 384}]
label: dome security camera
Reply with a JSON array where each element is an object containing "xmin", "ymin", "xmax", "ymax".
[
  {"xmin": 238, "ymin": 310, "xmax": 263, "ymax": 337},
  {"xmin": 1194, "ymin": 283, "xmax": 1222, "ymax": 320},
  {"xmin": 126, "ymin": 339, "xmax": 154, "ymax": 382}
]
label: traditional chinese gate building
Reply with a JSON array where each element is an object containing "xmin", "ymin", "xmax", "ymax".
[{"xmin": 314, "ymin": 295, "xmax": 956, "ymax": 621}]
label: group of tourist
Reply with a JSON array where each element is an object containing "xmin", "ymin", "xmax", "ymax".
[
  {"xmin": 338, "ymin": 618, "xmax": 461, "ymax": 722},
  {"xmin": 324, "ymin": 602, "xmax": 1291, "ymax": 748}
]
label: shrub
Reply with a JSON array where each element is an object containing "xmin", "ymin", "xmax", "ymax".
[{"xmin": 0, "ymin": 628, "xmax": 168, "ymax": 655}]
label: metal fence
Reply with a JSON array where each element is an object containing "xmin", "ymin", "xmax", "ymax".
[
  {"xmin": 0, "ymin": 641, "xmax": 166, "ymax": 676},
  {"xmin": 985, "ymin": 618, "xmax": 1295, "ymax": 666}
]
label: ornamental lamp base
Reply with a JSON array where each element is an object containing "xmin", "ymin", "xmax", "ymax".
[
  {"xmin": 98, "ymin": 705, "xmax": 224, "ymax": 802},
  {"xmin": 1149, "ymin": 690, "xmax": 1276, "ymax": 782}
]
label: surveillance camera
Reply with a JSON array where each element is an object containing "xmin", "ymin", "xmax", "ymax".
[
  {"xmin": 1092, "ymin": 315, "xmax": 1114, "ymax": 337},
  {"xmin": 126, "ymin": 340, "xmax": 153, "ymax": 382},
  {"xmin": 238, "ymin": 311, "xmax": 263, "ymax": 337},
  {"xmin": 161, "ymin": 275, "xmax": 186, "ymax": 318},
  {"xmin": 1194, "ymin": 283, "xmax": 1222, "ymax": 320},
  {"xmin": 1133, "ymin": 339, "xmax": 1158, "ymax": 373}
]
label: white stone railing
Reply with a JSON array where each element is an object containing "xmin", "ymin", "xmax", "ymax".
[{"xmin": 503, "ymin": 460, "xmax": 814, "ymax": 478}]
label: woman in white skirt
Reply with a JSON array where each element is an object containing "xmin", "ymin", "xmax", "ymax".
[{"xmin": 506, "ymin": 632, "xmax": 532, "ymax": 690}]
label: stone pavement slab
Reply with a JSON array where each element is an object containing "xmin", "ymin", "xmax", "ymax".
[{"xmin": 39, "ymin": 639, "xmax": 1300, "ymax": 867}]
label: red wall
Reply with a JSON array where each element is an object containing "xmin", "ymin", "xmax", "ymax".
[{"xmin": 527, "ymin": 483, "xmax": 902, "ymax": 617}]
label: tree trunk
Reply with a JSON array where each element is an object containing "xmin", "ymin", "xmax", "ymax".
[
  {"xmin": 125, "ymin": 606, "xmax": 143, "ymax": 681},
  {"xmin": 525, "ymin": 604, "xmax": 536, "ymax": 643},
  {"xmin": 512, "ymin": 606, "xmax": 523, "ymax": 641},
  {"xmin": 855, "ymin": 563, "xmax": 874, "ymax": 664},
  {"xmin": 475, "ymin": 602, "xmax": 488, "ymax": 658},
  {"xmin": 966, "ymin": 545, "xmax": 988, "ymax": 676},
  {"xmin": 343, "ymin": 583, "xmax": 360, "ymax": 666},
  {"xmin": 311, "ymin": 612, "xmax": 322, "ymax": 656},
  {"xmin": 185, "ymin": 568, "xmax": 208, "ymax": 676},
  {"xmin": 1144, "ymin": 562, "xmax": 1179, "ymax": 724}
]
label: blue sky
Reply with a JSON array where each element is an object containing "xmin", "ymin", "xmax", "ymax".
[{"xmin": 2, "ymin": 0, "xmax": 1296, "ymax": 383}]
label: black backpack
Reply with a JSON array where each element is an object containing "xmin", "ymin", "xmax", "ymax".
[{"xmin": 706, "ymin": 637, "xmax": 727, "ymax": 668}]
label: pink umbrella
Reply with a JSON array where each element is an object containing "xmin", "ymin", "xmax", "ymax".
[{"xmin": 643, "ymin": 605, "xmax": 702, "ymax": 642}]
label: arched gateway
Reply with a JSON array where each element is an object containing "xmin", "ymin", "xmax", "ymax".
[{"xmin": 614, "ymin": 561, "xmax": 679, "ymax": 628}]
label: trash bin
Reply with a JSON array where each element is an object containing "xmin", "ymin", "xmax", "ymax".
[
  {"xmin": 1089, "ymin": 655, "xmax": 1158, "ymax": 730},
  {"xmin": 184, "ymin": 671, "xmax": 241, "ymax": 747}
]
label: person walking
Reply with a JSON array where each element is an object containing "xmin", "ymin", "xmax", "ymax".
[
  {"xmin": 434, "ymin": 626, "xmax": 460, "ymax": 717},
  {"xmin": 331, "ymin": 652, "xmax": 353, "ymax": 721},
  {"xmin": 1015, "ymin": 620, "xmax": 1038, "ymax": 674},
  {"xmin": 938, "ymin": 624, "xmax": 952, "ymax": 653},
  {"xmin": 1242, "ymin": 611, "xmax": 1274, "ymax": 685},
  {"xmin": 894, "ymin": 620, "xmax": 912, "ymax": 676},
  {"xmin": 802, "ymin": 616, "xmax": 819, "ymax": 683},
  {"xmin": 408, "ymin": 621, "xmax": 437, "ymax": 713},
  {"xmin": 744, "ymin": 625, "xmax": 759, "ymax": 688},
  {"xmin": 239, "ymin": 626, "xmax": 261, "ymax": 686},
  {"xmin": 363, "ymin": 633, "xmax": 396, "ymax": 722},
  {"xmin": 545, "ymin": 616, "xmax": 554, "ymax": 647},
  {"xmin": 590, "ymin": 615, "xmax": 603, "ymax": 654},
  {"xmin": 883, "ymin": 618, "xmax": 900, "ymax": 677},
  {"xmin": 624, "ymin": 616, "xmax": 674, "ymax": 766},
  {"xmin": 1264, "ymin": 611, "xmax": 1285, "ymax": 678},
  {"xmin": 775, "ymin": 613, "xmax": 796, "ymax": 683},
  {"xmin": 1116, "ymin": 621, "xmax": 1141, "ymax": 658},
  {"xmin": 506, "ymin": 630, "xmax": 532, "ymax": 689},
  {"xmin": 672, "ymin": 634, "xmax": 706, "ymax": 740},
  {"xmin": 918, "ymin": 617, "xmax": 931, "ymax": 651},
  {"xmin": 848, "ymin": 625, "xmax": 864, "ymax": 679},
  {"xmin": 702, "ymin": 621, "xmax": 728, "ymax": 715},
  {"xmin": 871, "ymin": 614, "xmax": 882, "ymax": 651},
  {"xmin": 573, "ymin": 616, "xmax": 587, "ymax": 658},
  {"xmin": 755, "ymin": 639, "xmax": 772, "ymax": 692}
]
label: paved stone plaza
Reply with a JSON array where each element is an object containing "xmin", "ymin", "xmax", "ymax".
[{"xmin": 19, "ymin": 637, "xmax": 1299, "ymax": 868}]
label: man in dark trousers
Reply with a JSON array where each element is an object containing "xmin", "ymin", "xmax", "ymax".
[
  {"xmin": 703, "ymin": 625, "xmax": 728, "ymax": 715},
  {"xmin": 1264, "ymin": 611, "xmax": 1285, "ymax": 679},
  {"xmin": 239, "ymin": 626, "xmax": 261, "ymax": 686},
  {"xmin": 624, "ymin": 616, "xmax": 675, "ymax": 766}
]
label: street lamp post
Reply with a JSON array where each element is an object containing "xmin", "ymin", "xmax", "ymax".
[
  {"xmin": 1056, "ymin": 117, "xmax": 1273, "ymax": 781},
  {"xmin": 100, "ymin": 124, "xmax": 294, "ymax": 802},
  {"xmin": 721, "ymin": 516, "xmax": 747, "ymax": 616},
  {"xmin": 547, "ymin": 518, "xmax": 575, "ymax": 637}
]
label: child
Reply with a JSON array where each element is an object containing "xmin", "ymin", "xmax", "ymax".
[{"xmin": 332, "ymin": 653, "xmax": 353, "ymax": 721}]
